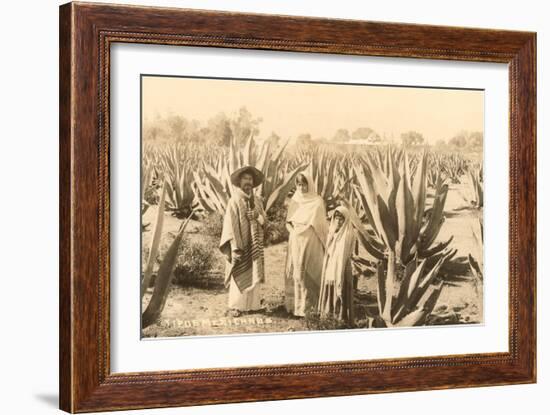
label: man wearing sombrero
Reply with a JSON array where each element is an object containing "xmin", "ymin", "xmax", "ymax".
[{"xmin": 219, "ymin": 165, "xmax": 267, "ymax": 314}]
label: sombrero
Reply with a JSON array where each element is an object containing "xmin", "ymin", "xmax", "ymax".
[{"xmin": 230, "ymin": 165, "xmax": 264, "ymax": 188}]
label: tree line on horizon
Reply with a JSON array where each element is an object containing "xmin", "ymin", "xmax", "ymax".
[{"xmin": 143, "ymin": 106, "xmax": 483, "ymax": 152}]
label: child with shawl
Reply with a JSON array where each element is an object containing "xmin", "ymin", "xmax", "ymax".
[
  {"xmin": 284, "ymin": 173, "xmax": 328, "ymax": 317},
  {"xmin": 318, "ymin": 206, "xmax": 357, "ymax": 324}
]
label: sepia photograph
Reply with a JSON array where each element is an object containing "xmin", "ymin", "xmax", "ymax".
[{"xmin": 140, "ymin": 75, "xmax": 484, "ymax": 338}]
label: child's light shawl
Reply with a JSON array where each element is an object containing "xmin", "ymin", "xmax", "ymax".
[{"xmin": 322, "ymin": 206, "xmax": 357, "ymax": 292}]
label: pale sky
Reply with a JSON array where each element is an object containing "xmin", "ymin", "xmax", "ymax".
[{"xmin": 142, "ymin": 75, "xmax": 484, "ymax": 143}]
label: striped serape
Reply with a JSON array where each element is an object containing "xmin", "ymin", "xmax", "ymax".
[{"xmin": 220, "ymin": 188, "xmax": 265, "ymax": 293}]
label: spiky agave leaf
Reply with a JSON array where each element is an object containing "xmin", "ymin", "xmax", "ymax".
[
  {"xmin": 381, "ymin": 251, "xmax": 397, "ymax": 323},
  {"xmin": 141, "ymin": 162, "xmax": 154, "ymax": 206},
  {"xmin": 394, "ymin": 282, "xmax": 444, "ymax": 327},
  {"xmin": 418, "ymin": 183, "xmax": 449, "ymax": 255},
  {"xmin": 141, "ymin": 180, "xmax": 167, "ymax": 301},
  {"xmin": 390, "ymin": 250, "xmax": 453, "ymax": 325},
  {"xmin": 376, "ymin": 261, "xmax": 387, "ymax": 323},
  {"xmin": 192, "ymin": 171, "xmax": 227, "ymax": 214},
  {"xmin": 419, "ymin": 236, "xmax": 454, "ymax": 259},
  {"xmin": 411, "ymin": 151, "xmax": 428, "ymax": 235},
  {"xmin": 468, "ymin": 168, "xmax": 484, "ymax": 208},
  {"xmin": 354, "ymin": 164, "xmax": 389, "ymax": 246},
  {"xmin": 469, "ymin": 216, "xmax": 484, "ymax": 285},
  {"xmin": 340, "ymin": 198, "xmax": 385, "ymax": 261},
  {"xmin": 142, "ymin": 211, "xmax": 196, "ymax": 328},
  {"xmin": 395, "ymin": 152, "xmax": 417, "ymax": 264},
  {"xmin": 409, "ymin": 250, "xmax": 453, "ymax": 303}
]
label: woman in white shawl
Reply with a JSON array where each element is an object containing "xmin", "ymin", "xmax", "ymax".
[
  {"xmin": 318, "ymin": 206, "xmax": 357, "ymax": 324},
  {"xmin": 284, "ymin": 173, "xmax": 328, "ymax": 317}
]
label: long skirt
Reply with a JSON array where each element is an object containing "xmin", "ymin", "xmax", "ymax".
[
  {"xmin": 318, "ymin": 264, "xmax": 354, "ymax": 324},
  {"xmin": 284, "ymin": 227, "xmax": 324, "ymax": 317}
]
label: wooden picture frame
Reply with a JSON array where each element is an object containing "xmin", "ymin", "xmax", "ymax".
[{"xmin": 59, "ymin": 2, "xmax": 536, "ymax": 412}]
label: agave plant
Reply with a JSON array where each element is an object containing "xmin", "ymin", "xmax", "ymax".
[
  {"xmin": 141, "ymin": 180, "xmax": 197, "ymax": 329},
  {"xmin": 426, "ymin": 154, "xmax": 447, "ymax": 190},
  {"xmin": 349, "ymin": 148, "xmax": 456, "ymax": 327},
  {"xmin": 468, "ymin": 216, "xmax": 483, "ymax": 291},
  {"xmin": 354, "ymin": 149, "xmax": 453, "ymax": 264},
  {"xmin": 374, "ymin": 250, "xmax": 455, "ymax": 326},
  {"xmin": 158, "ymin": 144, "xmax": 200, "ymax": 218},
  {"xmin": 141, "ymin": 180, "xmax": 167, "ymax": 301},
  {"xmin": 141, "ymin": 159, "xmax": 155, "ymax": 216},
  {"xmin": 141, "ymin": 216, "xmax": 195, "ymax": 328},
  {"xmin": 467, "ymin": 165, "xmax": 483, "ymax": 209},
  {"xmin": 439, "ymin": 153, "xmax": 468, "ymax": 184}
]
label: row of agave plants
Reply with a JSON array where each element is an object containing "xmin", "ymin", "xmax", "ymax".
[
  {"xmin": 141, "ymin": 136, "xmax": 483, "ymax": 328},
  {"xmin": 143, "ymin": 137, "xmax": 483, "ymax": 219}
]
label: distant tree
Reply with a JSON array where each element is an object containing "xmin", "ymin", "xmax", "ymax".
[
  {"xmin": 368, "ymin": 134, "xmax": 383, "ymax": 144},
  {"xmin": 143, "ymin": 124, "xmax": 163, "ymax": 141},
  {"xmin": 266, "ymin": 132, "xmax": 282, "ymax": 147},
  {"xmin": 185, "ymin": 120, "xmax": 202, "ymax": 143},
  {"xmin": 166, "ymin": 115, "xmax": 189, "ymax": 143},
  {"xmin": 230, "ymin": 107, "xmax": 263, "ymax": 147},
  {"xmin": 333, "ymin": 128, "xmax": 351, "ymax": 143},
  {"xmin": 434, "ymin": 139, "xmax": 448, "ymax": 151},
  {"xmin": 448, "ymin": 131, "xmax": 468, "ymax": 149},
  {"xmin": 351, "ymin": 127, "xmax": 375, "ymax": 141},
  {"xmin": 204, "ymin": 113, "xmax": 232, "ymax": 146},
  {"xmin": 467, "ymin": 131, "xmax": 483, "ymax": 151},
  {"xmin": 401, "ymin": 131, "xmax": 424, "ymax": 147},
  {"xmin": 296, "ymin": 133, "xmax": 313, "ymax": 146}
]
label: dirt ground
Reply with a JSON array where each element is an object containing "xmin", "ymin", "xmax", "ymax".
[{"xmin": 141, "ymin": 175, "xmax": 483, "ymax": 338}]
